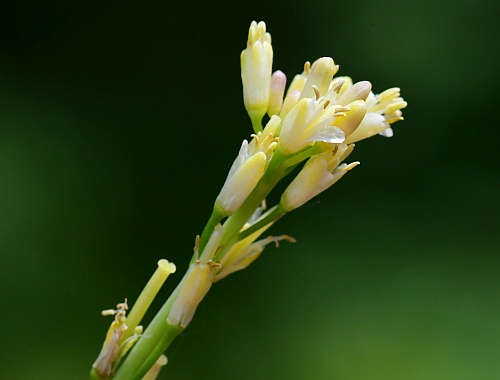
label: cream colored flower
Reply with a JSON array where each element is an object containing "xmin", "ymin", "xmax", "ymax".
[
  {"xmin": 345, "ymin": 87, "xmax": 407, "ymax": 143},
  {"xmin": 241, "ymin": 21, "xmax": 273, "ymax": 127},
  {"xmin": 216, "ymin": 143, "xmax": 267, "ymax": 216},
  {"xmin": 281, "ymin": 148, "xmax": 358, "ymax": 211},
  {"xmin": 216, "ymin": 114, "xmax": 282, "ymax": 216},
  {"xmin": 299, "ymin": 57, "xmax": 339, "ymax": 101},
  {"xmin": 278, "ymin": 96, "xmax": 346, "ymax": 155}
]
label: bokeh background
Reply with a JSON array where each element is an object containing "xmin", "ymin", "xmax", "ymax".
[{"xmin": 1, "ymin": 0, "xmax": 498, "ymax": 379}]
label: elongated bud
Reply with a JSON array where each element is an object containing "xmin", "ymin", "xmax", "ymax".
[
  {"xmin": 300, "ymin": 57, "xmax": 338, "ymax": 99},
  {"xmin": 281, "ymin": 151, "xmax": 359, "ymax": 211},
  {"xmin": 267, "ymin": 70, "xmax": 287, "ymax": 116},
  {"xmin": 216, "ymin": 150, "xmax": 267, "ymax": 215},
  {"xmin": 241, "ymin": 21, "xmax": 273, "ymax": 130}
]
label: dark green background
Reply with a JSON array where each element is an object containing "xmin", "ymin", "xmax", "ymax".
[{"xmin": 1, "ymin": 0, "xmax": 498, "ymax": 379}]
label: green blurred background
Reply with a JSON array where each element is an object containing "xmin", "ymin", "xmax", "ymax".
[{"xmin": 1, "ymin": 0, "xmax": 498, "ymax": 379}]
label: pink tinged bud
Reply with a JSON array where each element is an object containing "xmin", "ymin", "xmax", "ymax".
[
  {"xmin": 267, "ymin": 70, "xmax": 287, "ymax": 116},
  {"xmin": 337, "ymin": 81, "xmax": 372, "ymax": 105}
]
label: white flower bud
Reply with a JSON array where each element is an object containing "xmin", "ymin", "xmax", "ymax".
[
  {"xmin": 241, "ymin": 21, "xmax": 273, "ymax": 126},
  {"xmin": 216, "ymin": 143, "xmax": 267, "ymax": 215},
  {"xmin": 300, "ymin": 57, "xmax": 338, "ymax": 100}
]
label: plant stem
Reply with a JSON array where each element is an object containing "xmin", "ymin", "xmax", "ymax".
[
  {"xmin": 197, "ymin": 205, "xmax": 225, "ymax": 257},
  {"xmin": 121, "ymin": 260, "xmax": 175, "ymax": 343},
  {"xmin": 111, "ymin": 282, "xmax": 184, "ymax": 380},
  {"xmin": 238, "ymin": 204, "xmax": 287, "ymax": 241}
]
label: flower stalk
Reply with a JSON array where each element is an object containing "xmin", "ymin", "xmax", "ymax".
[{"xmin": 90, "ymin": 19, "xmax": 407, "ymax": 380}]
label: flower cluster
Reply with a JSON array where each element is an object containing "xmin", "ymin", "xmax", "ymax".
[
  {"xmin": 91, "ymin": 20, "xmax": 407, "ymax": 380},
  {"xmin": 168, "ymin": 18, "xmax": 407, "ymax": 349}
]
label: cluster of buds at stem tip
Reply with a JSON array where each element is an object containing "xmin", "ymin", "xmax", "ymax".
[
  {"xmin": 238, "ymin": 20, "xmax": 406, "ymax": 212},
  {"xmin": 91, "ymin": 19, "xmax": 408, "ymax": 380}
]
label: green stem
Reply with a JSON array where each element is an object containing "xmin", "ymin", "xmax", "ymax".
[
  {"xmin": 251, "ymin": 116, "xmax": 263, "ymax": 134},
  {"xmin": 282, "ymin": 145, "xmax": 322, "ymax": 167},
  {"xmin": 111, "ymin": 282, "xmax": 184, "ymax": 380},
  {"xmin": 121, "ymin": 260, "xmax": 175, "ymax": 343},
  {"xmin": 194, "ymin": 204, "xmax": 225, "ymax": 263},
  {"xmin": 238, "ymin": 204, "xmax": 287, "ymax": 241},
  {"xmin": 89, "ymin": 369, "xmax": 101, "ymax": 380}
]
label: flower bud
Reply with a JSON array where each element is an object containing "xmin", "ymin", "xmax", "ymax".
[
  {"xmin": 300, "ymin": 57, "xmax": 338, "ymax": 100},
  {"xmin": 216, "ymin": 147, "xmax": 267, "ymax": 215},
  {"xmin": 337, "ymin": 81, "xmax": 372, "ymax": 105},
  {"xmin": 281, "ymin": 151, "xmax": 359, "ymax": 211},
  {"xmin": 241, "ymin": 21, "xmax": 273, "ymax": 126},
  {"xmin": 267, "ymin": 70, "xmax": 287, "ymax": 116}
]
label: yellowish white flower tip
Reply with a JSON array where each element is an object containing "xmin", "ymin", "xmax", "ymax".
[
  {"xmin": 167, "ymin": 260, "xmax": 220, "ymax": 328},
  {"xmin": 345, "ymin": 87, "xmax": 407, "ymax": 143},
  {"xmin": 281, "ymin": 149, "xmax": 359, "ymax": 211},
  {"xmin": 241, "ymin": 20, "xmax": 273, "ymax": 126},
  {"xmin": 300, "ymin": 57, "xmax": 339, "ymax": 100},
  {"xmin": 216, "ymin": 140, "xmax": 267, "ymax": 215},
  {"xmin": 278, "ymin": 58, "xmax": 338, "ymax": 120}
]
